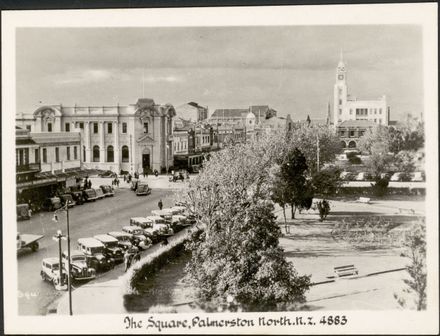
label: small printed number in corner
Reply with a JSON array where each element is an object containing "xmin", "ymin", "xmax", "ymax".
[{"xmin": 319, "ymin": 316, "xmax": 347, "ymax": 325}]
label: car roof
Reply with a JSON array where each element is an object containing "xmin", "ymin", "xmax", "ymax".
[
  {"xmin": 43, "ymin": 257, "xmax": 60, "ymax": 264},
  {"xmin": 94, "ymin": 234, "xmax": 118, "ymax": 242},
  {"xmin": 131, "ymin": 217, "xmax": 152, "ymax": 222},
  {"xmin": 108, "ymin": 231, "xmax": 132, "ymax": 237},
  {"xmin": 122, "ymin": 226, "xmax": 141, "ymax": 231},
  {"xmin": 77, "ymin": 237, "xmax": 105, "ymax": 247},
  {"xmin": 62, "ymin": 249, "xmax": 84, "ymax": 257},
  {"xmin": 148, "ymin": 215, "xmax": 166, "ymax": 220}
]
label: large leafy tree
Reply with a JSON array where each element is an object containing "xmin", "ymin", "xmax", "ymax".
[
  {"xmin": 358, "ymin": 125, "xmax": 391, "ymax": 155},
  {"xmin": 311, "ymin": 167, "xmax": 341, "ymax": 221},
  {"xmin": 288, "ymin": 124, "xmax": 342, "ymax": 173},
  {"xmin": 182, "ymin": 135, "xmax": 311, "ymax": 311},
  {"xmin": 277, "ymin": 148, "xmax": 314, "ymax": 219}
]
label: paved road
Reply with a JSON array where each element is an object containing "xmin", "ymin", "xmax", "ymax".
[{"xmin": 17, "ymin": 188, "xmax": 175, "ymax": 315}]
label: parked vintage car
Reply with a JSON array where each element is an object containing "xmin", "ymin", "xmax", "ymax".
[
  {"xmin": 153, "ymin": 208, "xmax": 189, "ymax": 232},
  {"xmin": 339, "ymin": 171, "xmax": 355, "ymax": 181},
  {"xmin": 151, "ymin": 210, "xmax": 173, "ymax": 224},
  {"xmin": 355, "ymin": 172, "xmax": 373, "ymax": 181},
  {"xmin": 171, "ymin": 206, "xmax": 196, "ymax": 224},
  {"xmin": 129, "ymin": 217, "xmax": 159, "ymax": 243},
  {"xmin": 121, "ymin": 226, "xmax": 152, "ymax": 249},
  {"xmin": 82, "ymin": 189, "xmax": 99, "ymax": 202},
  {"xmin": 17, "ymin": 232, "xmax": 44, "ymax": 252},
  {"xmin": 130, "ymin": 217, "xmax": 153, "ymax": 228},
  {"xmin": 170, "ymin": 214, "xmax": 190, "ymax": 232},
  {"xmin": 136, "ymin": 183, "xmax": 151, "ymax": 196},
  {"xmin": 61, "ymin": 250, "xmax": 96, "ymax": 281},
  {"xmin": 94, "ymin": 187, "xmax": 106, "ymax": 200},
  {"xmin": 60, "ymin": 194, "xmax": 76, "ymax": 207},
  {"xmin": 100, "ymin": 185, "xmax": 115, "ymax": 197},
  {"xmin": 77, "ymin": 238, "xmax": 115, "ymax": 272},
  {"xmin": 40, "ymin": 257, "xmax": 68, "ymax": 290},
  {"xmin": 17, "ymin": 203, "xmax": 31, "ymax": 220},
  {"xmin": 93, "ymin": 234, "xmax": 124, "ymax": 263},
  {"xmin": 390, "ymin": 172, "xmax": 412, "ymax": 182},
  {"xmin": 98, "ymin": 170, "xmax": 117, "ymax": 178},
  {"xmin": 379, "ymin": 172, "xmax": 392, "ymax": 180},
  {"xmin": 70, "ymin": 190, "xmax": 85, "ymax": 205},
  {"xmin": 107, "ymin": 231, "xmax": 134, "ymax": 250},
  {"xmin": 145, "ymin": 216, "xmax": 174, "ymax": 237},
  {"xmin": 41, "ymin": 197, "xmax": 62, "ymax": 211},
  {"xmin": 411, "ymin": 171, "xmax": 425, "ymax": 182}
]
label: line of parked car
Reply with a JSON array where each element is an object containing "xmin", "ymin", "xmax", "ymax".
[
  {"xmin": 40, "ymin": 203, "xmax": 196, "ymax": 290},
  {"xmin": 17, "ymin": 185, "xmax": 115, "ymax": 221},
  {"xmin": 339, "ymin": 171, "xmax": 425, "ymax": 182}
]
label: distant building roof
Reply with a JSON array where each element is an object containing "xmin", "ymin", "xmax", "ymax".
[
  {"xmin": 211, "ymin": 109, "xmax": 249, "ymax": 118},
  {"xmin": 338, "ymin": 120, "xmax": 376, "ymax": 127},
  {"xmin": 187, "ymin": 102, "xmax": 206, "ymax": 109},
  {"xmin": 136, "ymin": 98, "xmax": 155, "ymax": 109}
]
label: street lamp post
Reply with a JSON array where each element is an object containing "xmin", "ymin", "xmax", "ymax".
[
  {"xmin": 52, "ymin": 230, "xmax": 65, "ymax": 285},
  {"xmin": 53, "ymin": 202, "xmax": 73, "ymax": 315}
]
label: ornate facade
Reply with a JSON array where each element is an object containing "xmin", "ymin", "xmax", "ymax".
[{"xmin": 16, "ymin": 98, "xmax": 176, "ymax": 174}]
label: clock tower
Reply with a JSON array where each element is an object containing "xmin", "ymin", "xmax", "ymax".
[{"xmin": 333, "ymin": 51, "xmax": 348, "ymax": 126}]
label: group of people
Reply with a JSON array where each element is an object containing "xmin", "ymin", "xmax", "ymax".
[
  {"xmin": 111, "ymin": 178, "xmax": 120, "ymax": 187},
  {"xmin": 83, "ymin": 177, "xmax": 92, "ymax": 189}
]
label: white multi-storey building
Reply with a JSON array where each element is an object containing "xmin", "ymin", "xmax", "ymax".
[
  {"xmin": 333, "ymin": 54, "xmax": 389, "ymax": 127},
  {"xmin": 16, "ymin": 98, "xmax": 176, "ymax": 174}
]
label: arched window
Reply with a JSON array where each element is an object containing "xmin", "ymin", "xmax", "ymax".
[
  {"xmin": 348, "ymin": 141, "xmax": 357, "ymax": 148},
  {"xmin": 93, "ymin": 145, "xmax": 100, "ymax": 162},
  {"xmin": 340, "ymin": 141, "xmax": 346, "ymax": 149},
  {"xmin": 107, "ymin": 145, "xmax": 114, "ymax": 162},
  {"xmin": 122, "ymin": 145, "xmax": 129, "ymax": 162}
]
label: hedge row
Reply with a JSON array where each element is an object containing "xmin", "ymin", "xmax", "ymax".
[
  {"xmin": 121, "ymin": 227, "xmax": 201, "ymax": 295},
  {"xmin": 337, "ymin": 186, "xmax": 425, "ymax": 196}
]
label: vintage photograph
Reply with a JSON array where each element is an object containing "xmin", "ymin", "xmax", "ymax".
[{"xmin": 3, "ymin": 3, "xmax": 438, "ymax": 334}]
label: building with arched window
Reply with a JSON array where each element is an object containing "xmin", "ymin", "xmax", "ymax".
[
  {"xmin": 17, "ymin": 98, "xmax": 176, "ymax": 173},
  {"xmin": 107, "ymin": 145, "xmax": 114, "ymax": 162}
]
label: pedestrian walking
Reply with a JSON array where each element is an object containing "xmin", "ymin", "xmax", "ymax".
[
  {"xmin": 123, "ymin": 174, "xmax": 126, "ymax": 182},
  {"xmin": 124, "ymin": 250, "xmax": 132, "ymax": 272},
  {"xmin": 158, "ymin": 199, "xmax": 163, "ymax": 210},
  {"xmin": 88, "ymin": 180, "xmax": 92, "ymax": 189},
  {"xmin": 154, "ymin": 169, "xmax": 159, "ymax": 177},
  {"xmin": 116, "ymin": 178, "xmax": 120, "ymax": 187}
]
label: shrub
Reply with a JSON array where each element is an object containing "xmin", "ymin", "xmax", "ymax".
[{"xmin": 371, "ymin": 177, "xmax": 389, "ymax": 197}]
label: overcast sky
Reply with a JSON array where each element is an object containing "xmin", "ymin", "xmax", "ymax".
[{"xmin": 16, "ymin": 25, "xmax": 422, "ymax": 121}]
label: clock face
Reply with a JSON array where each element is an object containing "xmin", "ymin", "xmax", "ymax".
[{"xmin": 338, "ymin": 74, "xmax": 344, "ymax": 80}]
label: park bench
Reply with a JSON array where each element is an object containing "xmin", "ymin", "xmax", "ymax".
[
  {"xmin": 398, "ymin": 208, "xmax": 415, "ymax": 215},
  {"xmin": 357, "ymin": 197, "xmax": 371, "ymax": 204},
  {"xmin": 334, "ymin": 265, "xmax": 359, "ymax": 278}
]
